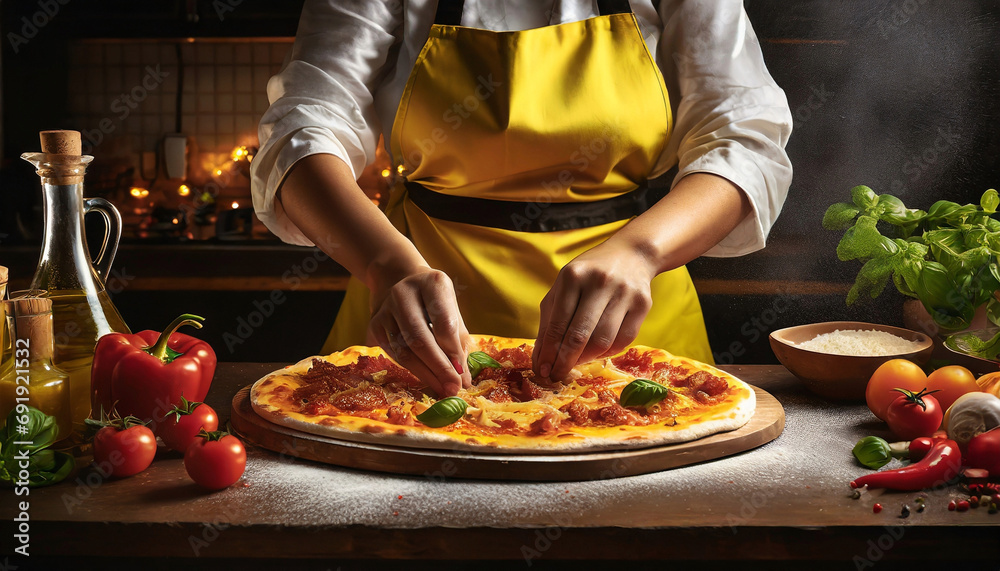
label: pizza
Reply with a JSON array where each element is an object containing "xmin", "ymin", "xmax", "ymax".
[{"xmin": 250, "ymin": 335, "xmax": 755, "ymax": 454}]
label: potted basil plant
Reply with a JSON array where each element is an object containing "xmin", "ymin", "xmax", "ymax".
[{"xmin": 823, "ymin": 185, "xmax": 1000, "ymax": 333}]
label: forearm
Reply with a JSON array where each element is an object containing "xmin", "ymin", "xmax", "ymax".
[
  {"xmin": 606, "ymin": 173, "xmax": 753, "ymax": 275},
  {"xmin": 277, "ymin": 153, "xmax": 427, "ymax": 292}
]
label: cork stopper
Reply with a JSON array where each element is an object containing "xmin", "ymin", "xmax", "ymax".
[
  {"xmin": 0, "ymin": 265, "xmax": 7, "ymax": 287},
  {"xmin": 4, "ymin": 296, "xmax": 54, "ymax": 360},
  {"xmin": 40, "ymin": 130, "xmax": 82, "ymax": 155}
]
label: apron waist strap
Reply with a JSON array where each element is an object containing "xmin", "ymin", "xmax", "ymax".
[{"xmin": 404, "ymin": 180, "xmax": 671, "ymax": 233}]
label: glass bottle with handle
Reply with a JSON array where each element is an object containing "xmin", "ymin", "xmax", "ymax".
[{"xmin": 20, "ymin": 130, "xmax": 130, "ymax": 439}]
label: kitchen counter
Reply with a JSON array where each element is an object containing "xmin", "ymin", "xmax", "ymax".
[{"xmin": 1, "ymin": 364, "xmax": 997, "ymax": 569}]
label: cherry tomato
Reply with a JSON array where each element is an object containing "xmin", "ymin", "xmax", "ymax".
[
  {"xmin": 885, "ymin": 388, "xmax": 943, "ymax": 440},
  {"xmin": 184, "ymin": 430, "xmax": 247, "ymax": 490},
  {"xmin": 93, "ymin": 423, "xmax": 157, "ymax": 478},
  {"xmin": 866, "ymin": 359, "xmax": 928, "ymax": 421},
  {"xmin": 157, "ymin": 399, "xmax": 219, "ymax": 453},
  {"xmin": 925, "ymin": 365, "xmax": 981, "ymax": 412}
]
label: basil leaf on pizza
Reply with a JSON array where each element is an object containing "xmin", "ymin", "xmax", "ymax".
[
  {"xmin": 416, "ymin": 396, "xmax": 468, "ymax": 427},
  {"xmin": 619, "ymin": 378, "xmax": 671, "ymax": 409},
  {"xmin": 467, "ymin": 351, "xmax": 501, "ymax": 379},
  {"xmin": 250, "ymin": 336, "xmax": 756, "ymax": 453}
]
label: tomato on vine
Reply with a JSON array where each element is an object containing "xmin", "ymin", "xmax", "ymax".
[
  {"xmin": 157, "ymin": 397, "xmax": 219, "ymax": 453},
  {"xmin": 885, "ymin": 388, "xmax": 943, "ymax": 441},
  {"xmin": 88, "ymin": 414, "xmax": 157, "ymax": 478},
  {"xmin": 184, "ymin": 429, "xmax": 246, "ymax": 490},
  {"xmin": 866, "ymin": 359, "xmax": 928, "ymax": 421}
]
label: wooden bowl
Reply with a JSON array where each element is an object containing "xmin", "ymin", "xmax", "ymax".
[{"xmin": 769, "ymin": 321, "xmax": 934, "ymax": 401}]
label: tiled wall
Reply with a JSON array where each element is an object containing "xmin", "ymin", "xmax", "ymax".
[{"xmin": 67, "ymin": 39, "xmax": 289, "ymax": 176}]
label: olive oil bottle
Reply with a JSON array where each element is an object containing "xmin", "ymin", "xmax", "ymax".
[
  {"xmin": 0, "ymin": 296, "xmax": 71, "ymax": 442},
  {"xmin": 21, "ymin": 130, "xmax": 130, "ymax": 438}
]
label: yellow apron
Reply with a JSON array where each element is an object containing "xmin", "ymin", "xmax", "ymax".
[{"xmin": 324, "ymin": 0, "xmax": 713, "ymax": 364}]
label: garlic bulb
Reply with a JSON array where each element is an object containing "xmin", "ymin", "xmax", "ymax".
[{"xmin": 945, "ymin": 392, "xmax": 1000, "ymax": 446}]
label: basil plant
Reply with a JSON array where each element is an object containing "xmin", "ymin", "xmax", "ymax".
[{"xmin": 823, "ymin": 185, "xmax": 1000, "ymax": 331}]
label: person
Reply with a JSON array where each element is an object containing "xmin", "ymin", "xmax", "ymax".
[{"xmin": 251, "ymin": 0, "xmax": 792, "ymax": 398}]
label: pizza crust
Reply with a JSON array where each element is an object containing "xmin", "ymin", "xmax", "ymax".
[{"xmin": 250, "ymin": 336, "xmax": 756, "ymax": 454}]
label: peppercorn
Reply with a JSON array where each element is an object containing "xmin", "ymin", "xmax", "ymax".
[
  {"xmin": 916, "ymin": 503, "xmax": 925, "ymax": 513},
  {"xmin": 899, "ymin": 505, "xmax": 910, "ymax": 518},
  {"xmin": 970, "ymin": 496, "xmax": 980, "ymax": 508}
]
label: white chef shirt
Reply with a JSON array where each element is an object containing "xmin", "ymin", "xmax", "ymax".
[{"xmin": 250, "ymin": 0, "xmax": 793, "ymax": 257}]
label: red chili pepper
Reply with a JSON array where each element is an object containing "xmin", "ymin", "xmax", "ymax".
[
  {"xmin": 907, "ymin": 436, "xmax": 936, "ymax": 462},
  {"xmin": 91, "ymin": 314, "xmax": 216, "ymax": 422},
  {"xmin": 850, "ymin": 438, "xmax": 963, "ymax": 491}
]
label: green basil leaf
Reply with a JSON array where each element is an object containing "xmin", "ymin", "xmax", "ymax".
[
  {"xmin": 2, "ymin": 407, "xmax": 57, "ymax": 451},
  {"xmin": 416, "ymin": 396, "xmax": 468, "ymax": 428},
  {"xmin": 875, "ymin": 194, "xmax": 908, "ymax": 224},
  {"xmin": 982, "ymin": 189, "xmax": 999, "ymax": 214},
  {"xmin": 27, "ymin": 450, "xmax": 73, "ymax": 487},
  {"xmin": 850, "ymin": 185, "xmax": 878, "ymax": 210},
  {"xmin": 821, "ymin": 202, "xmax": 860, "ymax": 230},
  {"xmin": 619, "ymin": 379, "xmax": 671, "ymax": 409},
  {"xmin": 853, "ymin": 436, "xmax": 893, "ymax": 469},
  {"xmin": 467, "ymin": 351, "xmax": 501, "ymax": 379},
  {"xmin": 836, "ymin": 215, "xmax": 885, "ymax": 261},
  {"xmin": 847, "ymin": 255, "xmax": 897, "ymax": 305}
]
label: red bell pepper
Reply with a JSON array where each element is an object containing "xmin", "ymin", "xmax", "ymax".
[{"xmin": 91, "ymin": 314, "xmax": 216, "ymax": 423}]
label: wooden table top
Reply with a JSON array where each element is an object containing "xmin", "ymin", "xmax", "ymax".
[{"xmin": 2, "ymin": 363, "xmax": 998, "ymax": 567}]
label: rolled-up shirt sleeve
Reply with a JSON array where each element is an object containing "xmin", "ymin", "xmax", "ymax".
[
  {"xmin": 655, "ymin": 0, "xmax": 793, "ymax": 257},
  {"xmin": 250, "ymin": 0, "xmax": 402, "ymax": 246}
]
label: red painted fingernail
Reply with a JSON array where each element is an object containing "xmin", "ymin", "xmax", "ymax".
[{"xmin": 453, "ymin": 358, "xmax": 464, "ymax": 374}]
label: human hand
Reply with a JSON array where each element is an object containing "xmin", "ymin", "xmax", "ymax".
[
  {"xmin": 368, "ymin": 267, "xmax": 472, "ymax": 397},
  {"xmin": 532, "ymin": 244, "xmax": 656, "ymax": 381}
]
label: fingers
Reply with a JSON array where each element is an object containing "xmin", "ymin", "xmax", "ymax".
[
  {"xmin": 534, "ymin": 263, "xmax": 652, "ymax": 381},
  {"xmin": 368, "ymin": 269, "xmax": 467, "ymax": 397}
]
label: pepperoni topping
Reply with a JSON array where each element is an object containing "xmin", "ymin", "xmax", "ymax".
[
  {"xmin": 332, "ymin": 385, "xmax": 388, "ymax": 412},
  {"xmin": 530, "ymin": 413, "xmax": 562, "ymax": 435},
  {"xmin": 487, "ymin": 384, "xmax": 513, "ymax": 403},
  {"xmin": 386, "ymin": 402, "xmax": 415, "ymax": 426},
  {"xmin": 687, "ymin": 371, "xmax": 729, "ymax": 396},
  {"xmin": 611, "ymin": 348, "xmax": 653, "ymax": 375}
]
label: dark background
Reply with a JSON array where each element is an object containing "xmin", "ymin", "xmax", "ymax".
[{"xmin": 1, "ymin": 0, "xmax": 999, "ymax": 363}]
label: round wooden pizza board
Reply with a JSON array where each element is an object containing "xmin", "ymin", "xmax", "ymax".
[{"xmin": 230, "ymin": 385, "xmax": 784, "ymax": 481}]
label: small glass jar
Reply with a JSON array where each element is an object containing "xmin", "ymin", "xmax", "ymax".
[{"xmin": 0, "ymin": 295, "xmax": 72, "ymax": 443}]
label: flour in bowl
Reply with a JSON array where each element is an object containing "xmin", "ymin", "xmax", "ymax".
[{"xmin": 797, "ymin": 329, "xmax": 922, "ymax": 356}]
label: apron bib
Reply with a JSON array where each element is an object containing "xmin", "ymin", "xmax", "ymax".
[{"xmin": 324, "ymin": 0, "xmax": 713, "ymax": 364}]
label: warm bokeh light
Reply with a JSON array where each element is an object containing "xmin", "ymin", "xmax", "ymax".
[
  {"xmin": 171, "ymin": 218, "xmax": 179, "ymax": 224},
  {"xmin": 130, "ymin": 187, "xmax": 149, "ymax": 198},
  {"xmin": 231, "ymin": 201, "xmax": 240, "ymax": 209},
  {"xmin": 381, "ymin": 168, "xmax": 391, "ymax": 178},
  {"xmin": 214, "ymin": 169, "xmax": 223, "ymax": 176},
  {"xmin": 231, "ymin": 145, "xmax": 249, "ymax": 161},
  {"xmin": 396, "ymin": 164, "xmax": 405, "ymax": 174},
  {"xmin": 178, "ymin": 184, "xmax": 191, "ymax": 197}
]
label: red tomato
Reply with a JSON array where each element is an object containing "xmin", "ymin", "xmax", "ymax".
[
  {"xmin": 885, "ymin": 389, "xmax": 943, "ymax": 440},
  {"xmin": 866, "ymin": 359, "xmax": 928, "ymax": 421},
  {"xmin": 184, "ymin": 431, "xmax": 247, "ymax": 490},
  {"xmin": 925, "ymin": 365, "xmax": 981, "ymax": 412},
  {"xmin": 93, "ymin": 424, "xmax": 157, "ymax": 478},
  {"xmin": 157, "ymin": 401, "xmax": 219, "ymax": 453},
  {"xmin": 966, "ymin": 427, "xmax": 1000, "ymax": 474}
]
